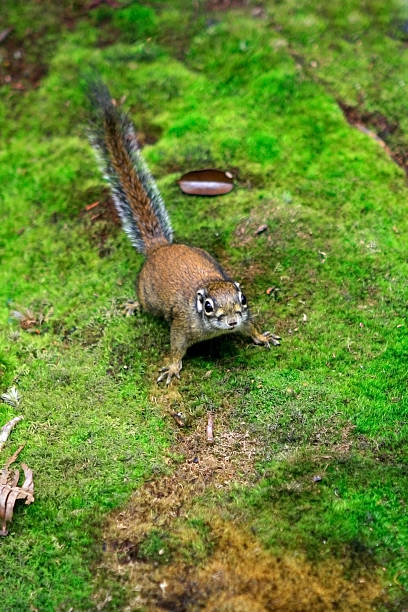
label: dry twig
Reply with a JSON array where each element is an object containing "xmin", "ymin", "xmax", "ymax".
[
  {"xmin": 0, "ymin": 416, "xmax": 23, "ymax": 452},
  {"xmin": 207, "ymin": 414, "xmax": 214, "ymax": 444}
]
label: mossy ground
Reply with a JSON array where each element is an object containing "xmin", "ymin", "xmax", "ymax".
[{"xmin": 1, "ymin": 0, "xmax": 408, "ymax": 609}]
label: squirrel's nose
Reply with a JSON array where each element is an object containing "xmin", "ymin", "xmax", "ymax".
[{"xmin": 227, "ymin": 319, "xmax": 238, "ymax": 328}]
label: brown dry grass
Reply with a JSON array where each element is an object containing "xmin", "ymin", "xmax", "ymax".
[
  {"xmin": 135, "ymin": 519, "xmax": 383, "ymax": 612},
  {"xmin": 93, "ymin": 389, "xmax": 385, "ymax": 611}
]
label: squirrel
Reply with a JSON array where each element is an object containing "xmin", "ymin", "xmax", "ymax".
[{"xmin": 88, "ymin": 82, "xmax": 280, "ymax": 384}]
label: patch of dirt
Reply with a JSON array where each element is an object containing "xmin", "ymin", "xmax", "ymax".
[
  {"xmin": 93, "ymin": 389, "xmax": 386, "ymax": 611},
  {"xmin": 232, "ymin": 202, "xmax": 314, "ymax": 251},
  {"xmin": 234, "ymin": 210, "xmax": 275, "ymax": 248},
  {"xmin": 97, "ymin": 517, "xmax": 384, "ymax": 611},
  {"xmin": 0, "ymin": 3, "xmax": 121, "ymax": 93},
  {"xmin": 339, "ymin": 101, "xmax": 408, "ymax": 176},
  {"xmin": 0, "ymin": 27, "xmax": 47, "ymax": 91},
  {"xmin": 155, "ymin": 521, "xmax": 382, "ymax": 612},
  {"xmin": 80, "ymin": 191, "xmax": 121, "ymax": 256},
  {"xmin": 134, "ymin": 123, "xmax": 163, "ymax": 147}
]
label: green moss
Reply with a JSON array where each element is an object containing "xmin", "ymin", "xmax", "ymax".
[
  {"xmin": 113, "ymin": 3, "xmax": 157, "ymax": 41},
  {"xmin": 138, "ymin": 529, "xmax": 171, "ymax": 563},
  {"xmin": 168, "ymin": 113, "xmax": 209, "ymax": 138}
]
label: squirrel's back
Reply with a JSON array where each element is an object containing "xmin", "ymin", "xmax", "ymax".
[
  {"xmin": 138, "ymin": 243, "xmax": 228, "ymax": 320},
  {"xmin": 88, "ymin": 81, "xmax": 172, "ymax": 254}
]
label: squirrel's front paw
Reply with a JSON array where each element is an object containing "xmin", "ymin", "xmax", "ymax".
[
  {"xmin": 157, "ymin": 360, "xmax": 182, "ymax": 385},
  {"xmin": 252, "ymin": 330, "xmax": 281, "ymax": 348}
]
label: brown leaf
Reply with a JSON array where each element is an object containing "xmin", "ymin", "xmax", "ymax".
[
  {"xmin": 122, "ymin": 300, "xmax": 140, "ymax": 317},
  {"xmin": 0, "ymin": 463, "xmax": 34, "ymax": 536},
  {"xmin": 10, "ymin": 305, "xmax": 53, "ymax": 331},
  {"xmin": 178, "ymin": 169, "xmax": 234, "ymax": 196}
]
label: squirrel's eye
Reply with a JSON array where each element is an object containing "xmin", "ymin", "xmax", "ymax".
[
  {"xmin": 204, "ymin": 300, "xmax": 214, "ymax": 314},
  {"xmin": 240, "ymin": 293, "xmax": 247, "ymax": 306}
]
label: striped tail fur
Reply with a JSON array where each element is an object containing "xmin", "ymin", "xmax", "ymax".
[{"xmin": 88, "ymin": 81, "xmax": 173, "ymax": 254}]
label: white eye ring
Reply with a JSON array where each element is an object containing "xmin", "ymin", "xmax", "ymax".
[
  {"xmin": 196, "ymin": 289, "xmax": 205, "ymax": 313},
  {"xmin": 234, "ymin": 282, "xmax": 240, "ymax": 290}
]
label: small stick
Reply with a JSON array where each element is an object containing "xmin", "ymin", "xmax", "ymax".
[
  {"xmin": 0, "ymin": 416, "xmax": 23, "ymax": 452},
  {"xmin": 207, "ymin": 414, "xmax": 214, "ymax": 444},
  {"xmin": 85, "ymin": 200, "xmax": 100, "ymax": 211}
]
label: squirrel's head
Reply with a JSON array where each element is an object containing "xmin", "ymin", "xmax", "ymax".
[{"xmin": 196, "ymin": 281, "xmax": 249, "ymax": 332}]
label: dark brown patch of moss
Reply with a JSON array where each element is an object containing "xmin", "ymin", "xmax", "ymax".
[
  {"xmin": 0, "ymin": 28, "xmax": 47, "ymax": 91},
  {"xmin": 339, "ymin": 101, "xmax": 408, "ymax": 175},
  {"xmin": 80, "ymin": 191, "xmax": 121, "ymax": 256},
  {"xmin": 98, "ymin": 515, "xmax": 385, "ymax": 611}
]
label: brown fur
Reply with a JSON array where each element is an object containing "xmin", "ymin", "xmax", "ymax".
[
  {"xmin": 138, "ymin": 244, "xmax": 226, "ymax": 319},
  {"xmin": 137, "ymin": 243, "xmax": 277, "ymax": 383}
]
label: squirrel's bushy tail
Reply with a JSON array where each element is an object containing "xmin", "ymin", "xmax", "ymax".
[{"xmin": 87, "ymin": 81, "xmax": 173, "ymax": 254}]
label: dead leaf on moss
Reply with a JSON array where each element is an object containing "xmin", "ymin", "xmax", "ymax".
[
  {"xmin": 0, "ymin": 462, "xmax": 34, "ymax": 536},
  {"xmin": 10, "ymin": 305, "xmax": 53, "ymax": 332},
  {"xmin": 87, "ymin": 0, "xmax": 121, "ymax": 9},
  {"xmin": 1, "ymin": 387, "xmax": 21, "ymax": 409},
  {"xmin": 0, "ymin": 416, "xmax": 35, "ymax": 536}
]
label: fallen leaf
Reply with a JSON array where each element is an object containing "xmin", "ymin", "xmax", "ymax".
[
  {"xmin": 10, "ymin": 305, "xmax": 53, "ymax": 332},
  {"xmin": 178, "ymin": 169, "xmax": 234, "ymax": 196},
  {"xmin": 0, "ymin": 388, "xmax": 21, "ymax": 409},
  {"xmin": 0, "ymin": 463, "xmax": 34, "ymax": 536}
]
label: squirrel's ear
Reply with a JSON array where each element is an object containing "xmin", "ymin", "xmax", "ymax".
[{"xmin": 196, "ymin": 289, "xmax": 205, "ymax": 313}]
